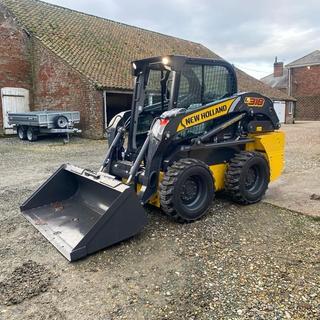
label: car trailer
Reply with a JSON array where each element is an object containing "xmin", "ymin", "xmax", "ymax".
[{"xmin": 8, "ymin": 111, "xmax": 81, "ymax": 142}]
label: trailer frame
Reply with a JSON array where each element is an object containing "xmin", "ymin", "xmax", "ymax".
[{"xmin": 8, "ymin": 110, "xmax": 81, "ymax": 141}]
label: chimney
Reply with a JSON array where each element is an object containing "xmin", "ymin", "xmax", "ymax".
[{"xmin": 274, "ymin": 56, "xmax": 284, "ymax": 77}]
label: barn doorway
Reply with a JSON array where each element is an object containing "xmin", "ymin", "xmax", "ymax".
[{"xmin": 104, "ymin": 91, "xmax": 133, "ymax": 128}]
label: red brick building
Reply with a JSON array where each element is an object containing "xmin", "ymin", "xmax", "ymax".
[
  {"xmin": 287, "ymin": 51, "xmax": 320, "ymax": 120},
  {"xmin": 262, "ymin": 51, "xmax": 320, "ymax": 121},
  {"xmin": 0, "ymin": 0, "xmax": 294, "ymax": 137}
]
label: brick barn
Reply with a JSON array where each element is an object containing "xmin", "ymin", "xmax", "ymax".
[{"xmin": 0, "ymin": 0, "xmax": 294, "ymax": 138}]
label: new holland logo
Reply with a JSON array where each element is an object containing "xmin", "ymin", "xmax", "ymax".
[
  {"xmin": 185, "ymin": 105, "xmax": 227, "ymax": 126},
  {"xmin": 177, "ymin": 98, "xmax": 235, "ymax": 132}
]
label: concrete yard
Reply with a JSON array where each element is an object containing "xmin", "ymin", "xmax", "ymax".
[
  {"xmin": 265, "ymin": 121, "xmax": 320, "ymax": 216},
  {"xmin": 0, "ymin": 124, "xmax": 319, "ymax": 320}
]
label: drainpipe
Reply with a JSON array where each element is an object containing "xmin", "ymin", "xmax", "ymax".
[
  {"xmin": 288, "ymin": 68, "xmax": 295, "ymax": 122},
  {"xmin": 103, "ymin": 90, "xmax": 108, "ymax": 129},
  {"xmin": 288, "ymin": 68, "xmax": 292, "ymax": 96}
]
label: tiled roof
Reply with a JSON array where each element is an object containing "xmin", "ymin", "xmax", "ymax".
[
  {"xmin": 236, "ymin": 68, "xmax": 293, "ymax": 100},
  {"xmin": 286, "ymin": 50, "xmax": 320, "ymax": 68},
  {"xmin": 260, "ymin": 68, "xmax": 288, "ymax": 90},
  {"xmin": 0, "ymin": 0, "xmax": 294, "ymax": 101}
]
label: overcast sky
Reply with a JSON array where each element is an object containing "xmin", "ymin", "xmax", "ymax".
[{"xmin": 45, "ymin": 0, "xmax": 320, "ymax": 79}]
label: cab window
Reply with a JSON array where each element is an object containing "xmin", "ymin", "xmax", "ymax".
[
  {"xmin": 203, "ymin": 65, "xmax": 230, "ymax": 104},
  {"xmin": 177, "ymin": 63, "xmax": 232, "ymax": 110}
]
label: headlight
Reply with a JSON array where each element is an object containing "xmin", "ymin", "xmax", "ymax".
[{"xmin": 162, "ymin": 57, "xmax": 170, "ymax": 65}]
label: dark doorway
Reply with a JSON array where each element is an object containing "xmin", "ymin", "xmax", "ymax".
[{"xmin": 105, "ymin": 92, "xmax": 133, "ymax": 127}]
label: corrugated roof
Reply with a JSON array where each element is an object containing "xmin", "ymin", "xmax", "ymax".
[
  {"xmin": 0, "ymin": 0, "xmax": 294, "ymax": 100},
  {"xmin": 286, "ymin": 50, "xmax": 320, "ymax": 68}
]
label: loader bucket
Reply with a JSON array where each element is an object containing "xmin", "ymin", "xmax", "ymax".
[{"xmin": 20, "ymin": 164, "xmax": 148, "ymax": 261}]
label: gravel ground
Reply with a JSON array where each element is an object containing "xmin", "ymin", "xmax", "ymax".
[{"xmin": 0, "ymin": 136, "xmax": 319, "ymax": 320}]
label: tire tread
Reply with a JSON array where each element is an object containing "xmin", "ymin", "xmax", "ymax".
[
  {"xmin": 225, "ymin": 151, "xmax": 269, "ymax": 204},
  {"xmin": 159, "ymin": 158, "xmax": 214, "ymax": 222}
]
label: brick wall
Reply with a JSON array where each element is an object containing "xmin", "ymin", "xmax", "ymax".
[
  {"xmin": 32, "ymin": 39, "xmax": 104, "ymax": 138},
  {"xmin": 0, "ymin": 5, "xmax": 32, "ymax": 134},
  {"xmin": 295, "ymin": 96, "xmax": 320, "ymax": 120},
  {"xmin": 0, "ymin": 4, "xmax": 105, "ymax": 138},
  {"xmin": 291, "ymin": 65, "xmax": 320, "ymax": 120}
]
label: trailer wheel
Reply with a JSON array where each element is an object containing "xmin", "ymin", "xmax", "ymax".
[
  {"xmin": 159, "ymin": 158, "xmax": 215, "ymax": 222},
  {"xmin": 17, "ymin": 126, "xmax": 27, "ymax": 140},
  {"xmin": 225, "ymin": 151, "xmax": 269, "ymax": 204},
  {"xmin": 26, "ymin": 127, "xmax": 38, "ymax": 142},
  {"xmin": 55, "ymin": 116, "xmax": 68, "ymax": 129}
]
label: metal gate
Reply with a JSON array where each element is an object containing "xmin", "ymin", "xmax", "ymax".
[{"xmin": 1, "ymin": 87, "xmax": 30, "ymax": 134}]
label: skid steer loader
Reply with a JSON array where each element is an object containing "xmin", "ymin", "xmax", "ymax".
[{"xmin": 21, "ymin": 55, "xmax": 285, "ymax": 261}]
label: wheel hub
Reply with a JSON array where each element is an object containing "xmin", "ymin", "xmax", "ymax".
[
  {"xmin": 245, "ymin": 166, "xmax": 259, "ymax": 190},
  {"xmin": 27, "ymin": 130, "xmax": 32, "ymax": 140},
  {"xmin": 180, "ymin": 177, "xmax": 199, "ymax": 204},
  {"xmin": 18, "ymin": 128, "xmax": 24, "ymax": 138},
  {"xmin": 58, "ymin": 118, "xmax": 67, "ymax": 128}
]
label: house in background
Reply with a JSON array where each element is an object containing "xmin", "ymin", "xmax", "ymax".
[
  {"xmin": 0, "ymin": 0, "xmax": 295, "ymax": 137},
  {"xmin": 287, "ymin": 50, "xmax": 320, "ymax": 121},
  {"xmin": 261, "ymin": 58, "xmax": 295, "ymax": 123},
  {"xmin": 261, "ymin": 58, "xmax": 289, "ymax": 94},
  {"xmin": 261, "ymin": 50, "xmax": 320, "ymax": 121}
]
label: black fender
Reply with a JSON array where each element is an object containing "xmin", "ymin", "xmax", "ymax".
[{"xmin": 234, "ymin": 92, "xmax": 280, "ymax": 129}]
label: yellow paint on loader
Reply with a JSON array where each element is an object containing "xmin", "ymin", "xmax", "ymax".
[
  {"xmin": 143, "ymin": 131, "xmax": 285, "ymax": 208},
  {"xmin": 134, "ymin": 182, "xmax": 161, "ymax": 207},
  {"xmin": 209, "ymin": 164, "xmax": 227, "ymax": 191},
  {"xmin": 245, "ymin": 131, "xmax": 285, "ymax": 182},
  {"xmin": 147, "ymin": 172, "xmax": 163, "ymax": 208},
  {"xmin": 135, "ymin": 182, "xmax": 160, "ymax": 206}
]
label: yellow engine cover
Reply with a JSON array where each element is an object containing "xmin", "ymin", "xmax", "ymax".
[{"xmin": 245, "ymin": 131, "xmax": 285, "ymax": 182}]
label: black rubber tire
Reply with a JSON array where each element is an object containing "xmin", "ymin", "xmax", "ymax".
[
  {"xmin": 225, "ymin": 151, "xmax": 270, "ymax": 204},
  {"xmin": 159, "ymin": 158, "xmax": 215, "ymax": 222},
  {"xmin": 26, "ymin": 127, "xmax": 38, "ymax": 142},
  {"xmin": 17, "ymin": 126, "xmax": 27, "ymax": 140},
  {"xmin": 55, "ymin": 115, "xmax": 68, "ymax": 129}
]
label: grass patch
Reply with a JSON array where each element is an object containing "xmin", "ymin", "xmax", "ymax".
[{"xmin": 309, "ymin": 216, "xmax": 320, "ymax": 222}]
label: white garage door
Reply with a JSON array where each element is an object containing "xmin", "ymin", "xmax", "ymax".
[
  {"xmin": 1, "ymin": 87, "xmax": 30, "ymax": 134},
  {"xmin": 273, "ymin": 101, "xmax": 286, "ymax": 123}
]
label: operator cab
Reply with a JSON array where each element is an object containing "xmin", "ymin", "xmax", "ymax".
[{"xmin": 129, "ymin": 55, "xmax": 238, "ymax": 151}]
